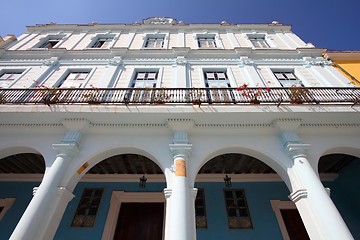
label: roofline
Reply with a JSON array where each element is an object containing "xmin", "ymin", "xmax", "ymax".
[{"xmin": 25, "ymin": 22, "xmax": 292, "ymax": 32}]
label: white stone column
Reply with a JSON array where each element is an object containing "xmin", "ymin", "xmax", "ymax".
[
  {"xmin": 10, "ymin": 119, "xmax": 88, "ymax": 240},
  {"xmin": 165, "ymin": 119, "xmax": 197, "ymax": 240},
  {"xmin": 275, "ymin": 119, "xmax": 354, "ymax": 240}
]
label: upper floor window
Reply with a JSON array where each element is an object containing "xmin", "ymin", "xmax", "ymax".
[
  {"xmin": 89, "ymin": 35, "xmax": 115, "ymax": 49},
  {"xmin": 71, "ymin": 188, "xmax": 104, "ymax": 227},
  {"xmin": 0, "ymin": 70, "xmax": 24, "ymax": 88},
  {"xmin": 204, "ymin": 71, "xmax": 230, "ymax": 87},
  {"xmin": 35, "ymin": 36, "xmax": 63, "ymax": 49},
  {"xmin": 197, "ymin": 35, "xmax": 217, "ymax": 48},
  {"xmin": 273, "ymin": 70, "xmax": 300, "ymax": 87},
  {"xmin": 91, "ymin": 37, "xmax": 113, "ymax": 48},
  {"xmin": 57, "ymin": 70, "xmax": 91, "ymax": 88},
  {"xmin": 144, "ymin": 35, "xmax": 165, "ymax": 48},
  {"xmin": 248, "ymin": 34, "xmax": 269, "ymax": 48},
  {"xmin": 131, "ymin": 71, "xmax": 159, "ymax": 88},
  {"xmin": 224, "ymin": 189, "xmax": 252, "ymax": 229}
]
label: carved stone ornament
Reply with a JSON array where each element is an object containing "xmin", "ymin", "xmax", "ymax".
[{"xmin": 143, "ymin": 17, "xmax": 176, "ymax": 25}]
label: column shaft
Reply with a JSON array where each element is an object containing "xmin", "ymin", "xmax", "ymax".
[
  {"xmin": 10, "ymin": 144, "xmax": 78, "ymax": 240},
  {"xmin": 290, "ymin": 154, "xmax": 353, "ymax": 240}
]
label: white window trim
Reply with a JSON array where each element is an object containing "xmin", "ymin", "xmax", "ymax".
[
  {"xmin": 201, "ymin": 67, "xmax": 235, "ymax": 87},
  {"xmin": 0, "ymin": 198, "xmax": 15, "ymax": 221},
  {"xmin": 101, "ymin": 191, "xmax": 165, "ymax": 240},
  {"xmin": 142, "ymin": 32, "xmax": 169, "ymax": 49},
  {"xmin": 0, "ymin": 68, "xmax": 30, "ymax": 88},
  {"xmin": 270, "ymin": 200, "xmax": 298, "ymax": 240},
  {"xmin": 247, "ymin": 33, "xmax": 276, "ymax": 49},
  {"xmin": 32, "ymin": 34, "xmax": 67, "ymax": 49},
  {"xmin": 54, "ymin": 68, "xmax": 96, "ymax": 88},
  {"xmin": 195, "ymin": 33, "xmax": 224, "ymax": 49},
  {"xmin": 271, "ymin": 68, "xmax": 304, "ymax": 87},
  {"xmin": 87, "ymin": 34, "xmax": 116, "ymax": 49},
  {"xmin": 128, "ymin": 67, "xmax": 163, "ymax": 88}
]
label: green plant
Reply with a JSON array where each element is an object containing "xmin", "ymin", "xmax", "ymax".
[{"xmin": 236, "ymin": 83, "xmax": 270, "ymax": 103}]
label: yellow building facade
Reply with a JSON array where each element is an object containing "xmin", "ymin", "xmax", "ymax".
[{"xmin": 325, "ymin": 51, "xmax": 360, "ymax": 86}]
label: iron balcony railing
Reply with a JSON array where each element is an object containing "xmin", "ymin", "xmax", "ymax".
[{"xmin": 0, "ymin": 87, "xmax": 359, "ymax": 106}]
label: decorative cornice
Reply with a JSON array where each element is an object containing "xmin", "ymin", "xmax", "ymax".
[
  {"xmin": 194, "ymin": 123, "xmax": 272, "ymax": 128},
  {"xmin": 91, "ymin": 123, "xmax": 167, "ymax": 128},
  {"xmin": 0, "ymin": 123, "xmax": 63, "ymax": 128},
  {"xmin": 273, "ymin": 118, "xmax": 302, "ymax": 131},
  {"xmin": 62, "ymin": 118, "xmax": 90, "ymax": 131},
  {"xmin": 167, "ymin": 119, "xmax": 194, "ymax": 131}
]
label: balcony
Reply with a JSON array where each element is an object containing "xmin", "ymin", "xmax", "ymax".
[{"xmin": 0, "ymin": 87, "xmax": 359, "ymax": 106}]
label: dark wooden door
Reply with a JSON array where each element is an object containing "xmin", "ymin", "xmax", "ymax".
[
  {"xmin": 113, "ymin": 202, "xmax": 164, "ymax": 240},
  {"xmin": 281, "ymin": 209, "xmax": 310, "ymax": 240}
]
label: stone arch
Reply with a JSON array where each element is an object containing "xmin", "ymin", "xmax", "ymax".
[
  {"xmin": 0, "ymin": 146, "xmax": 46, "ymax": 175},
  {"xmin": 64, "ymin": 146, "xmax": 165, "ymax": 191},
  {"xmin": 318, "ymin": 147, "xmax": 360, "ymax": 239},
  {"xmin": 194, "ymin": 146, "xmax": 291, "ymax": 189}
]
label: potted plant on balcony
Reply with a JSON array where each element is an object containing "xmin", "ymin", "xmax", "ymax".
[
  {"xmin": 82, "ymin": 85, "xmax": 101, "ymax": 104},
  {"xmin": 33, "ymin": 81, "xmax": 61, "ymax": 105},
  {"xmin": 289, "ymin": 84, "xmax": 306, "ymax": 104},
  {"xmin": 152, "ymin": 88, "xmax": 171, "ymax": 104},
  {"xmin": 236, "ymin": 83, "xmax": 270, "ymax": 104}
]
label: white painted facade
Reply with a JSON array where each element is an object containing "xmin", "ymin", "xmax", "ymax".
[{"xmin": 0, "ymin": 18, "xmax": 359, "ymax": 240}]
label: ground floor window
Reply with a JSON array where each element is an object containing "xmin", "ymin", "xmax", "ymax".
[
  {"xmin": 71, "ymin": 188, "xmax": 104, "ymax": 227},
  {"xmin": 224, "ymin": 189, "xmax": 252, "ymax": 229}
]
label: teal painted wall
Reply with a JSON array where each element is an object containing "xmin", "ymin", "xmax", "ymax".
[
  {"xmin": 0, "ymin": 163, "xmax": 359, "ymax": 240},
  {"xmin": 54, "ymin": 181, "xmax": 290, "ymax": 240},
  {"xmin": 195, "ymin": 182, "xmax": 289, "ymax": 240},
  {"xmin": 0, "ymin": 182, "xmax": 40, "ymax": 240},
  {"xmin": 323, "ymin": 159, "xmax": 360, "ymax": 240}
]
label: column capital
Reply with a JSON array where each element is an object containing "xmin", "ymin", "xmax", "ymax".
[
  {"xmin": 284, "ymin": 142, "xmax": 310, "ymax": 159},
  {"xmin": 167, "ymin": 119, "xmax": 194, "ymax": 144},
  {"xmin": 52, "ymin": 142, "xmax": 79, "ymax": 158},
  {"xmin": 169, "ymin": 143, "xmax": 192, "ymax": 159}
]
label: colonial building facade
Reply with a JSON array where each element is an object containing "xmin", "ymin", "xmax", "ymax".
[{"xmin": 0, "ymin": 18, "xmax": 359, "ymax": 240}]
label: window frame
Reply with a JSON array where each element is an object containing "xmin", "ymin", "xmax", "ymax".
[
  {"xmin": 88, "ymin": 34, "xmax": 115, "ymax": 49},
  {"xmin": 0, "ymin": 198, "xmax": 15, "ymax": 221},
  {"xmin": 247, "ymin": 34, "xmax": 270, "ymax": 49},
  {"xmin": 55, "ymin": 68, "xmax": 93, "ymax": 88},
  {"xmin": 71, "ymin": 188, "xmax": 104, "ymax": 228},
  {"xmin": 203, "ymin": 69, "xmax": 231, "ymax": 88},
  {"xmin": 223, "ymin": 189, "xmax": 253, "ymax": 229},
  {"xmin": 272, "ymin": 69, "xmax": 301, "ymax": 87},
  {"xmin": 196, "ymin": 34, "xmax": 218, "ymax": 49},
  {"xmin": 129, "ymin": 68, "xmax": 162, "ymax": 88},
  {"xmin": 34, "ymin": 35, "xmax": 65, "ymax": 49},
  {"xmin": 195, "ymin": 188, "xmax": 207, "ymax": 228},
  {"xmin": 0, "ymin": 69, "xmax": 26, "ymax": 88},
  {"xmin": 143, "ymin": 34, "xmax": 166, "ymax": 49}
]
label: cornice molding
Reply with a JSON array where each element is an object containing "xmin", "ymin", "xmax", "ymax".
[{"xmin": 0, "ymin": 121, "xmax": 359, "ymax": 129}]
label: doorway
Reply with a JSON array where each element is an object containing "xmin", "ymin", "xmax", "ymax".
[
  {"xmin": 102, "ymin": 191, "xmax": 165, "ymax": 240},
  {"xmin": 114, "ymin": 202, "xmax": 164, "ymax": 240},
  {"xmin": 271, "ymin": 200, "xmax": 310, "ymax": 240}
]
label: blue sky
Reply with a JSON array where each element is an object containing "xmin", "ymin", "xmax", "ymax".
[{"xmin": 1, "ymin": 0, "xmax": 358, "ymax": 50}]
